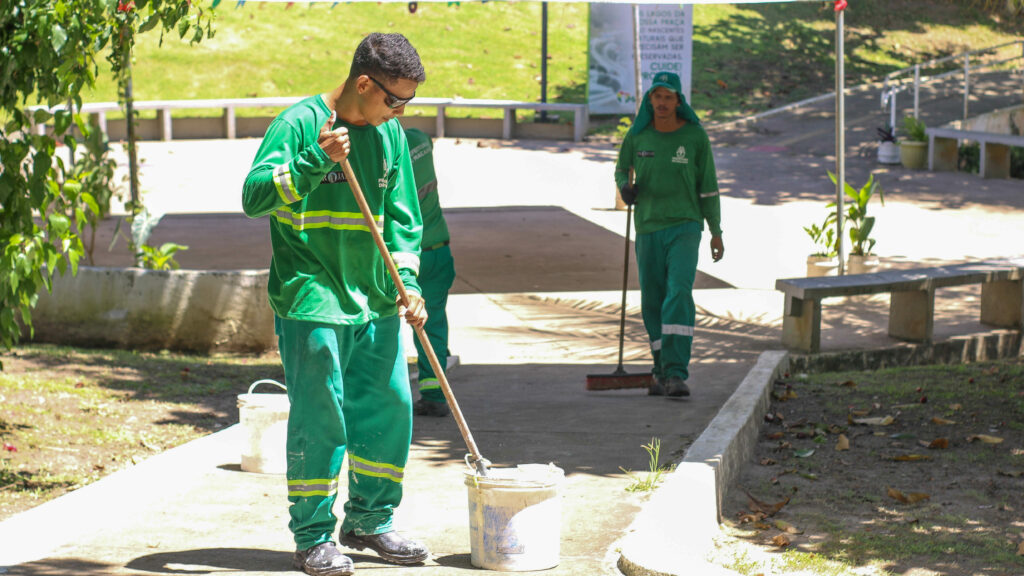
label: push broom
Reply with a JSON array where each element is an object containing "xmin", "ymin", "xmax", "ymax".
[
  {"xmin": 585, "ymin": 198, "xmax": 653, "ymax": 391},
  {"xmin": 340, "ymin": 159, "xmax": 491, "ymax": 477}
]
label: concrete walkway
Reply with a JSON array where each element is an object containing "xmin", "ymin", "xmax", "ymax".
[{"xmin": 1, "ymin": 71, "xmax": 1022, "ymax": 576}]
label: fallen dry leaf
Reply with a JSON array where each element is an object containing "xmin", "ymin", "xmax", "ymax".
[
  {"xmin": 839, "ymin": 380, "xmax": 857, "ymax": 387},
  {"xmin": 997, "ymin": 470, "xmax": 1024, "ymax": 478},
  {"xmin": 887, "ymin": 487, "xmax": 931, "ymax": 504},
  {"xmin": 716, "ymin": 79, "xmax": 728, "ymax": 89},
  {"xmin": 744, "ymin": 489, "xmax": 790, "ymax": 517},
  {"xmin": 922, "ymin": 438, "xmax": 950, "ymax": 449},
  {"xmin": 852, "ymin": 415, "xmax": 895, "ymax": 426},
  {"xmin": 771, "ymin": 533, "xmax": 791, "ymax": 547},
  {"xmin": 967, "ymin": 434, "xmax": 1004, "ymax": 444},
  {"xmin": 849, "ymin": 408, "xmax": 871, "ymax": 417},
  {"xmin": 835, "ymin": 434, "xmax": 850, "ymax": 451},
  {"xmin": 949, "ymin": 403, "xmax": 963, "ymax": 411},
  {"xmin": 931, "ymin": 416, "xmax": 956, "ymax": 425},
  {"xmin": 1017, "ymin": 541, "xmax": 1024, "ymax": 556},
  {"xmin": 760, "ymin": 458, "xmax": 777, "ymax": 466},
  {"xmin": 775, "ymin": 520, "xmax": 804, "ymax": 534},
  {"xmin": 893, "ymin": 454, "xmax": 932, "ymax": 462}
]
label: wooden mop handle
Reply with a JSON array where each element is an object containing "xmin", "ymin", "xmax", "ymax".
[{"xmin": 339, "ymin": 159, "xmax": 489, "ymax": 473}]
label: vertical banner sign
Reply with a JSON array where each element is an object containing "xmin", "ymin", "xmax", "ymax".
[{"xmin": 588, "ymin": 4, "xmax": 692, "ymax": 116}]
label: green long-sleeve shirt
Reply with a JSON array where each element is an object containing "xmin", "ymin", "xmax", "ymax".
[
  {"xmin": 242, "ymin": 95, "xmax": 422, "ymax": 325},
  {"xmin": 405, "ymin": 128, "xmax": 450, "ymax": 249},
  {"xmin": 614, "ymin": 122, "xmax": 722, "ymax": 236}
]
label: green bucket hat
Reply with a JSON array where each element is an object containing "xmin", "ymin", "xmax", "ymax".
[{"xmin": 628, "ymin": 71, "xmax": 701, "ymax": 136}]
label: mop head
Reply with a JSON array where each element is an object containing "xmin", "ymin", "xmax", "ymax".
[{"xmin": 585, "ymin": 371, "xmax": 652, "ymax": 391}]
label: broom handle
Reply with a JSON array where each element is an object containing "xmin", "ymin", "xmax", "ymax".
[
  {"xmin": 616, "ymin": 204, "xmax": 632, "ymax": 370},
  {"xmin": 340, "ymin": 159, "xmax": 489, "ymax": 475}
]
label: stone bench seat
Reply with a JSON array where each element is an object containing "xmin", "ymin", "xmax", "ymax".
[
  {"xmin": 775, "ymin": 260, "xmax": 1024, "ymax": 353},
  {"xmin": 927, "ymin": 127, "xmax": 1024, "ymax": 179}
]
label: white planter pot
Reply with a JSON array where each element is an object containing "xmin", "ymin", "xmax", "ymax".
[
  {"xmin": 846, "ymin": 254, "xmax": 880, "ymax": 275},
  {"xmin": 877, "ymin": 141, "xmax": 900, "ymax": 165},
  {"xmin": 806, "ymin": 255, "xmax": 838, "ymax": 278}
]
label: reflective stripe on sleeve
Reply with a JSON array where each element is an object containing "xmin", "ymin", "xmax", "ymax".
[
  {"xmin": 700, "ymin": 190, "xmax": 720, "ymax": 198},
  {"xmin": 274, "ymin": 165, "xmax": 302, "ymax": 205},
  {"xmin": 392, "ymin": 252, "xmax": 420, "ymax": 275}
]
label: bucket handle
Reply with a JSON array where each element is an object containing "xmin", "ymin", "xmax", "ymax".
[{"xmin": 248, "ymin": 379, "xmax": 287, "ymax": 395}]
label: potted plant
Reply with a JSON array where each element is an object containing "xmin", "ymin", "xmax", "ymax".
[
  {"xmin": 803, "ymin": 212, "xmax": 838, "ymax": 277},
  {"xmin": 899, "ymin": 115, "xmax": 928, "ymax": 170},
  {"xmin": 876, "ymin": 124, "xmax": 900, "ymax": 165},
  {"xmin": 828, "ymin": 172, "xmax": 884, "ymax": 274}
]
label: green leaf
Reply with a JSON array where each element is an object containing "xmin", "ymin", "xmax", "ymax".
[
  {"xmin": 51, "ymin": 24, "xmax": 68, "ymax": 52},
  {"xmin": 794, "ymin": 449, "xmax": 815, "ymax": 458}
]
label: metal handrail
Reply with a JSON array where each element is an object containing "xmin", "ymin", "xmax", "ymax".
[{"xmin": 880, "ymin": 39, "xmax": 1024, "ymax": 132}]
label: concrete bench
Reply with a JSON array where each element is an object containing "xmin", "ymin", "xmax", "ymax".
[
  {"xmin": 927, "ymin": 127, "xmax": 1024, "ymax": 179},
  {"xmin": 32, "ymin": 96, "xmax": 589, "ymax": 142},
  {"xmin": 775, "ymin": 260, "xmax": 1024, "ymax": 353}
]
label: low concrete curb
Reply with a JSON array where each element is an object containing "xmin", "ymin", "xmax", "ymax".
[
  {"xmin": 29, "ymin": 266, "xmax": 275, "ymax": 353},
  {"xmin": 616, "ymin": 350, "xmax": 789, "ymax": 576}
]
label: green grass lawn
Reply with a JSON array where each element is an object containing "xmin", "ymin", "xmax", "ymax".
[{"xmin": 69, "ymin": 1, "xmax": 1024, "ymax": 124}]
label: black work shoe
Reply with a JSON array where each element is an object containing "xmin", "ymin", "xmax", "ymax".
[
  {"xmin": 648, "ymin": 375, "xmax": 665, "ymax": 396},
  {"xmin": 665, "ymin": 376, "xmax": 690, "ymax": 397},
  {"xmin": 414, "ymin": 398, "xmax": 450, "ymax": 417},
  {"xmin": 341, "ymin": 530, "xmax": 429, "ymax": 565},
  {"xmin": 293, "ymin": 542, "xmax": 354, "ymax": 576}
]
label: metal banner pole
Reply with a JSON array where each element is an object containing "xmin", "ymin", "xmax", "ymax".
[{"xmin": 835, "ymin": 1, "xmax": 846, "ymax": 275}]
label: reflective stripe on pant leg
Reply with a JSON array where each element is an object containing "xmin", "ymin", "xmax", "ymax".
[
  {"xmin": 414, "ymin": 246, "xmax": 455, "ymax": 403},
  {"xmin": 661, "ymin": 221, "xmax": 702, "ymax": 381},
  {"xmin": 277, "ymin": 316, "xmax": 351, "ymax": 551},
  {"xmin": 636, "ymin": 228, "xmax": 666, "ymax": 378},
  {"xmin": 340, "ymin": 315, "xmax": 413, "ymax": 535}
]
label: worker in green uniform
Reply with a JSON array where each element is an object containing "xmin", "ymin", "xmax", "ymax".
[
  {"xmin": 404, "ymin": 128, "xmax": 456, "ymax": 418},
  {"xmin": 242, "ymin": 33, "xmax": 429, "ymax": 576},
  {"xmin": 613, "ymin": 71, "xmax": 724, "ymax": 399}
]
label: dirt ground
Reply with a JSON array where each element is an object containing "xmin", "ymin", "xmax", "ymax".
[
  {"xmin": 712, "ymin": 358, "xmax": 1024, "ymax": 576},
  {"xmin": 0, "ymin": 346, "xmax": 284, "ymax": 521}
]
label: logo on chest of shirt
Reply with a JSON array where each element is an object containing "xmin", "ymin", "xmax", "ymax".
[
  {"xmin": 321, "ymin": 170, "xmax": 348, "ymax": 184},
  {"xmin": 636, "ymin": 150, "xmax": 655, "ymax": 158},
  {"xmin": 672, "ymin": 146, "xmax": 689, "ymax": 164}
]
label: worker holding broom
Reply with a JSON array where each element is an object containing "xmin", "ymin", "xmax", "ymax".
[
  {"xmin": 614, "ymin": 71, "xmax": 724, "ymax": 398},
  {"xmin": 242, "ymin": 33, "xmax": 430, "ymax": 576},
  {"xmin": 404, "ymin": 127, "xmax": 456, "ymax": 418}
]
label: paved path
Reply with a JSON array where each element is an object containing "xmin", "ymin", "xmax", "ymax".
[{"xmin": 2, "ymin": 70, "xmax": 1022, "ymax": 575}]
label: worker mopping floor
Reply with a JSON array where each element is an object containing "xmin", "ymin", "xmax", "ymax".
[{"xmin": 343, "ymin": 158, "xmax": 565, "ymax": 571}]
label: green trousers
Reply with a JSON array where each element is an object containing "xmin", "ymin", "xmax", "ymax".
[
  {"xmin": 634, "ymin": 220, "xmax": 702, "ymax": 381},
  {"xmin": 276, "ymin": 315, "xmax": 412, "ymax": 551},
  {"xmin": 414, "ymin": 245, "xmax": 456, "ymax": 403}
]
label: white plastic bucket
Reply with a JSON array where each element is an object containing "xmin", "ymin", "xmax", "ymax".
[
  {"xmin": 238, "ymin": 379, "xmax": 289, "ymax": 474},
  {"xmin": 464, "ymin": 463, "xmax": 564, "ymax": 571}
]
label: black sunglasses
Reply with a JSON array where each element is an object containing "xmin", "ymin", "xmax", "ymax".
[{"xmin": 368, "ymin": 76, "xmax": 415, "ymax": 109}]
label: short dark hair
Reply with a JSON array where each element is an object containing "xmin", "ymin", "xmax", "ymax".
[{"xmin": 349, "ymin": 33, "xmax": 426, "ymax": 84}]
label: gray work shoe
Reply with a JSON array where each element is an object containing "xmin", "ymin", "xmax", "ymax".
[
  {"xmin": 665, "ymin": 376, "xmax": 690, "ymax": 397},
  {"xmin": 293, "ymin": 542, "xmax": 354, "ymax": 576},
  {"xmin": 648, "ymin": 374, "xmax": 665, "ymax": 396},
  {"xmin": 414, "ymin": 398, "xmax": 450, "ymax": 417},
  {"xmin": 341, "ymin": 530, "xmax": 429, "ymax": 565}
]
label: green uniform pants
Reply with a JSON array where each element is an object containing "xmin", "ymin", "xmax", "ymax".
[
  {"xmin": 276, "ymin": 315, "xmax": 412, "ymax": 551},
  {"xmin": 634, "ymin": 220, "xmax": 702, "ymax": 381},
  {"xmin": 414, "ymin": 245, "xmax": 456, "ymax": 403}
]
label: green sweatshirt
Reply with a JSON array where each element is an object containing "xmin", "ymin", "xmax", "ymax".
[
  {"xmin": 242, "ymin": 95, "xmax": 422, "ymax": 325},
  {"xmin": 614, "ymin": 122, "xmax": 722, "ymax": 236},
  {"xmin": 404, "ymin": 128, "xmax": 450, "ymax": 249}
]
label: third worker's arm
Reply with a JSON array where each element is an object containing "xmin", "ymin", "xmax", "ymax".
[
  {"xmin": 695, "ymin": 131, "xmax": 724, "ymax": 261},
  {"xmin": 614, "ymin": 131, "xmax": 637, "ymax": 203}
]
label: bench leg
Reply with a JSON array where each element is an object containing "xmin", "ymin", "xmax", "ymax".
[
  {"xmin": 889, "ymin": 289, "xmax": 934, "ymax": 342},
  {"xmin": 980, "ymin": 279, "xmax": 1023, "ymax": 328},
  {"xmin": 981, "ymin": 142, "xmax": 1011, "ymax": 179},
  {"xmin": 782, "ymin": 296, "xmax": 821, "ymax": 353},
  {"xmin": 931, "ymin": 136, "xmax": 958, "ymax": 172}
]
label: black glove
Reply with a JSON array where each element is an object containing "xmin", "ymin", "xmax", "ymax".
[{"xmin": 620, "ymin": 183, "xmax": 639, "ymax": 206}]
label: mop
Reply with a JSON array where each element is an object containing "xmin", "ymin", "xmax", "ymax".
[
  {"xmin": 340, "ymin": 159, "xmax": 491, "ymax": 477},
  {"xmin": 585, "ymin": 201, "xmax": 653, "ymax": 391}
]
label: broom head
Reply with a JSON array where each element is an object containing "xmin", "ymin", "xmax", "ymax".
[{"xmin": 585, "ymin": 369, "xmax": 652, "ymax": 391}]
